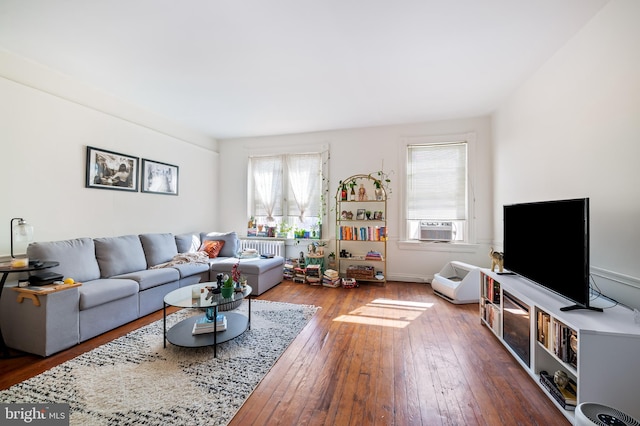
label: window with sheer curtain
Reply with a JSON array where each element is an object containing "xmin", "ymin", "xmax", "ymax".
[
  {"xmin": 406, "ymin": 141, "xmax": 468, "ymax": 241},
  {"xmin": 249, "ymin": 153, "xmax": 323, "ymax": 236}
]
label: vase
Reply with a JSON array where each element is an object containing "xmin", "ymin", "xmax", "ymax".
[
  {"xmin": 375, "ymin": 188, "xmax": 383, "ymax": 200},
  {"xmin": 221, "ymin": 287, "xmax": 234, "ymax": 298},
  {"xmin": 205, "ymin": 307, "xmax": 216, "ymax": 322}
]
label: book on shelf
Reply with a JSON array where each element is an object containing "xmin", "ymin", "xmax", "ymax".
[
  {"xmin": 192, "ymin": 315, "xmax": 227, "ymax": 334},
  {"xmin": 537, "ymin": 310, "xmax": 552, "ymax": 350},
  {"xmin": 364, "ymin": 250, "xmax": 383, "ymax": 260},
  {"xmin": 338, "ymin": 226, "xmax": 386, "ymax": 241},
  {"xmin": 539, "ymin": 371, "xmax": 576, "ymax": 410}
]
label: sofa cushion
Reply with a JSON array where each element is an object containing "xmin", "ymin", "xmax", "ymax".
[
  {"xmin": 94, "ymin": 235, "xmax": 148, "ymax": 278},
  {"xmin": 209, "ymin": 256, "xmax": 284, "ymax": 274},
  {"xmin": 140, "ymin": 233, "xmax": 178, "ymax": 266},
  {"xmin": 79, "ymin": 278, "xmax": 139, "ymax": 311},
  {"xmin": 171, "ymin": 262, "xmax": 210, "ymax": 279},
  {"xmin": 200, "ymin": 240, "xmax": 224, "ymax": 258},
  {"xmin": 27, "ymin": 238, "xmax": 101, "ymax": 282},
  {"xmin": 200, "ymin": 231, "xmax": 239, "ymax": 258},
  {"xmin": 114, "ymin": 268, "xmax": 180, "ymax": 291},
  {"xmin": 175, "ymin": 232, "xmax": 201, "ymax": 253}
]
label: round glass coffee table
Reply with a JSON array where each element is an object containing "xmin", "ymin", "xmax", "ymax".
[{"xmin": 163, "ymin": 283, "xmax": 252, "ymax": 357}]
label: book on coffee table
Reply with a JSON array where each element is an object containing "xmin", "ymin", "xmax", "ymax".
[{"xmin": 192, "ymin": 315, "xmax": 227, "ymax": 334}]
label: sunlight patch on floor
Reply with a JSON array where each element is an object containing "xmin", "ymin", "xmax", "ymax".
[{"xmin": 333, "ymin": 298, "xmax": 434, "ymax": 328}]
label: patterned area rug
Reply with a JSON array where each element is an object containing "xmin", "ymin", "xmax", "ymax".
[{"xmin": 0, "ymin": 300, "xmax": 319, "ymax": 425}]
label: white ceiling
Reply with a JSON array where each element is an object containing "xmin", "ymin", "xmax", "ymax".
[{"xmin": 0, "ymin": 0, "xmax": 608, "ymax": 139}]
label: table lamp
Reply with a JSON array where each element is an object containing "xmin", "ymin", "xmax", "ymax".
[{"xmin": 10, "ymin": 218, "xmax": 34, "ymax": 267}]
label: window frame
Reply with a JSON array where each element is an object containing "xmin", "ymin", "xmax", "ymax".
[
  {"xmin": 399, "ymin": 132, "xmax": 477, "ymax": 246},
  {"xmin": 246, "ymin": 146, "xmax": 329, "ymax": 238}
]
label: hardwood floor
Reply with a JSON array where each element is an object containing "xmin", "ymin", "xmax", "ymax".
[{"xmin": 0, "ymin": 281, "xmax": 570, "ymax": 425}]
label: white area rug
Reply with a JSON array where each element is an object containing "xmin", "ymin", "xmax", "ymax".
[{"xmin": 0, "ymin": 300, "xmax": 319, "ymax": 425}]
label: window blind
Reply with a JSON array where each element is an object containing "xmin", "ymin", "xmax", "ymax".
[{"xmin": 407, "ymin": 142, "xmax": 467, "ymax": 220}]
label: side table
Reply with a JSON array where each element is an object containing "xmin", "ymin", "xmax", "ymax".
[
  {"xmin": 305, "ymin": 254, "xmax": 325, "ymax": 274},
  {"xmin": 0, "ymin": 261, "xmax": 59, "ymax": 358}
]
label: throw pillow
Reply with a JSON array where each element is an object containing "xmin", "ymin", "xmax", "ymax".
[{"xmin": 200, "ymin": 240, "xmax": 225, "ymax": 258}]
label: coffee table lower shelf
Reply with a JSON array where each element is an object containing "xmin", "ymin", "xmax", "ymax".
[{"xmin": 165, "ymin": 312, "xmax": 249, "ymax": 356}]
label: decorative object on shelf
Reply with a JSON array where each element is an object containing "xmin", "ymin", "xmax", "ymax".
[
  {"xmin": 356, "ymin": 209, "xmax": 365, "ymax": 220},
  {"xmin": 339, "ymin": 181, "xmax": 347, "ymax": 201},
  {"xmin": 328, "ymin": 252, "xmax": 336, "ymax": 269},
  {"xmin": 349, "ymin": 182, "xmax": 356, "ymax": 201},
  {"xmin": 369, "ymin": 168, "xmax": 393, "ymax": 200},
  {"xmin": 358, "ymin": 184, "xmax": 367, "ymax": 201},
  {"xmin": 365, "ymin": 210, "xmax": 372, "ymax": 219},
  {"xmin": 86, "ymin": 146, "xmax": 139, "ymax": 192},
  {"xmin": 489, "ymin": 248, "xmax": 504, "ymax": 272},
  {"xmin": 553, "ymin": 370, "xmax": 570, "ymax": 389}
]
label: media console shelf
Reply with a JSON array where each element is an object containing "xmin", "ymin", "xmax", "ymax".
[{"xmin": 479, "ymin": 269, "xmax": 640, "ymax": 423}]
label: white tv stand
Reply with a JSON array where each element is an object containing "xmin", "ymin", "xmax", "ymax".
[{"xmin": 479, "ymin": 269, "xmax": 640, "ymax": 423}]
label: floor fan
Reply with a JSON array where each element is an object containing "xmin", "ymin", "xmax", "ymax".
[{"xmin": 575, "ymin": 403, "xmax": 640, "ymax": 426}]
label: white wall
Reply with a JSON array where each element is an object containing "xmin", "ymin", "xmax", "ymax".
[
  {"xmin": 493, "ymin": 0, "xmax": 640, "ymax": 309},
  {"xmin": 0, "ymin": 51, "xmax": 219, "ymax": 257},
  {"xmin": 218, "ymin": 116, "xmax": 494, "ymax": 282}
]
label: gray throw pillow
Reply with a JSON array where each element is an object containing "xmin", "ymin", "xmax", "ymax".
[{"xmin": 175, "ymin": 232, "xmax": 201, "ymax": 253}]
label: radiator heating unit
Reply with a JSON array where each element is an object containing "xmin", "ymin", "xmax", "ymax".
[
  {"xmin": 239, "ymin": 239, "xmax": 284, "ymax": 257},
  {"xmin": 419, "ymin": 221, "xmax": 454, "ymax": 241}
]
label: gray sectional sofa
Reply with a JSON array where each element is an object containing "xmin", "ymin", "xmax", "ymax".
[{"xmin": 0, "ymin": 231, "xmax": 284, "ymax": 356}]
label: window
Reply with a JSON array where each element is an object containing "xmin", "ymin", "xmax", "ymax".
[
  {"xmin": 405, "ymin": 139, "xmax": 469, "ymax": 242},
  {"xmin": 248, "ymin": 153, "xmax": 324, "ymax": 238}
]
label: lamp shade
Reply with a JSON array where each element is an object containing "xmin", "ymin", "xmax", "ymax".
[{"xmin": 10, "ymin": 217, "xmax": 34, "ymax": 258}]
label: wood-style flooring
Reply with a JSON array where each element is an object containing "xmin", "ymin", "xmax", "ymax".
[{"xmin": 0, "ymin": 281, "xmax": 570, "ymax": 425}]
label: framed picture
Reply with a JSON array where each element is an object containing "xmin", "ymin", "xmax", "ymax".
[
  {"xmin": 356, "ymin": 209, "xmax": 366, "ymax": 220},
  {"xmin": 86, "ymin": 146, "xmax": 139, "ymax": 191},
  {"xmin": 141, "ymin": 159, "xmax": 179, "ymax": 195}
]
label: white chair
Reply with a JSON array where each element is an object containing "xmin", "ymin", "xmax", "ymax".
[{"xmin": 431, "ymin": 261, "xmax": 480, "ymax": 304}]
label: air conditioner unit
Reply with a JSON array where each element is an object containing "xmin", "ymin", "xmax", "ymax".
[{"xmin": 420, "ymin": 221, "xmax": 453, "ymax": 241}]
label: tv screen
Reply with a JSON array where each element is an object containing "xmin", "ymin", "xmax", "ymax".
[{"xmin": 503, "ymin": 198, "xmax": 592, "ymax": 310}]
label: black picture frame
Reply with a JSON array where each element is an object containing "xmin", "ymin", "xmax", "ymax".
[
  {"xmin": 356, "ymin": 209, "xmax": 366, "ymax": 220},
  {"xmin": 86, "ymin": 146, "xmax": 139, "ymax": 191},
  {"xmin": 141, "ymin": 159, "xmax": 179, "ymax": 195}
]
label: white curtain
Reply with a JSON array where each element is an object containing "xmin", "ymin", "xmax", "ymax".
[
  {"xmin": 251, "ymin": 156, "xmax": 283, "ymax": 222},
  {"xmin": 286, "ymin": 154, "xmax": 321, "ymax": 221}
]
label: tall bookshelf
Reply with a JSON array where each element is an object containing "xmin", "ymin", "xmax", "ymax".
[
  {"xmin": 480, "ymin": 269, "xmax": 640, "ymax": 422},
  {"xmin": 335, "ymin": 174, "xmax": 387, "ymax": 285}
]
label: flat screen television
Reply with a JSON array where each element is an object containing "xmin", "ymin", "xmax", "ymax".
[{"xmin": 503, "ymin": 198, "xmax": 601, "ymax": 312}]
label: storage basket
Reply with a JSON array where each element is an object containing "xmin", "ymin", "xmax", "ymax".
[{"xmin": 346, "ymin": 265, "xmax": 375, "ymax": 280}]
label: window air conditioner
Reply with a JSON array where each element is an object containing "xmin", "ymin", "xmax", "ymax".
[{"xmin": 419, "ymin": 221, "xmax": 454, "ymax": 241}]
